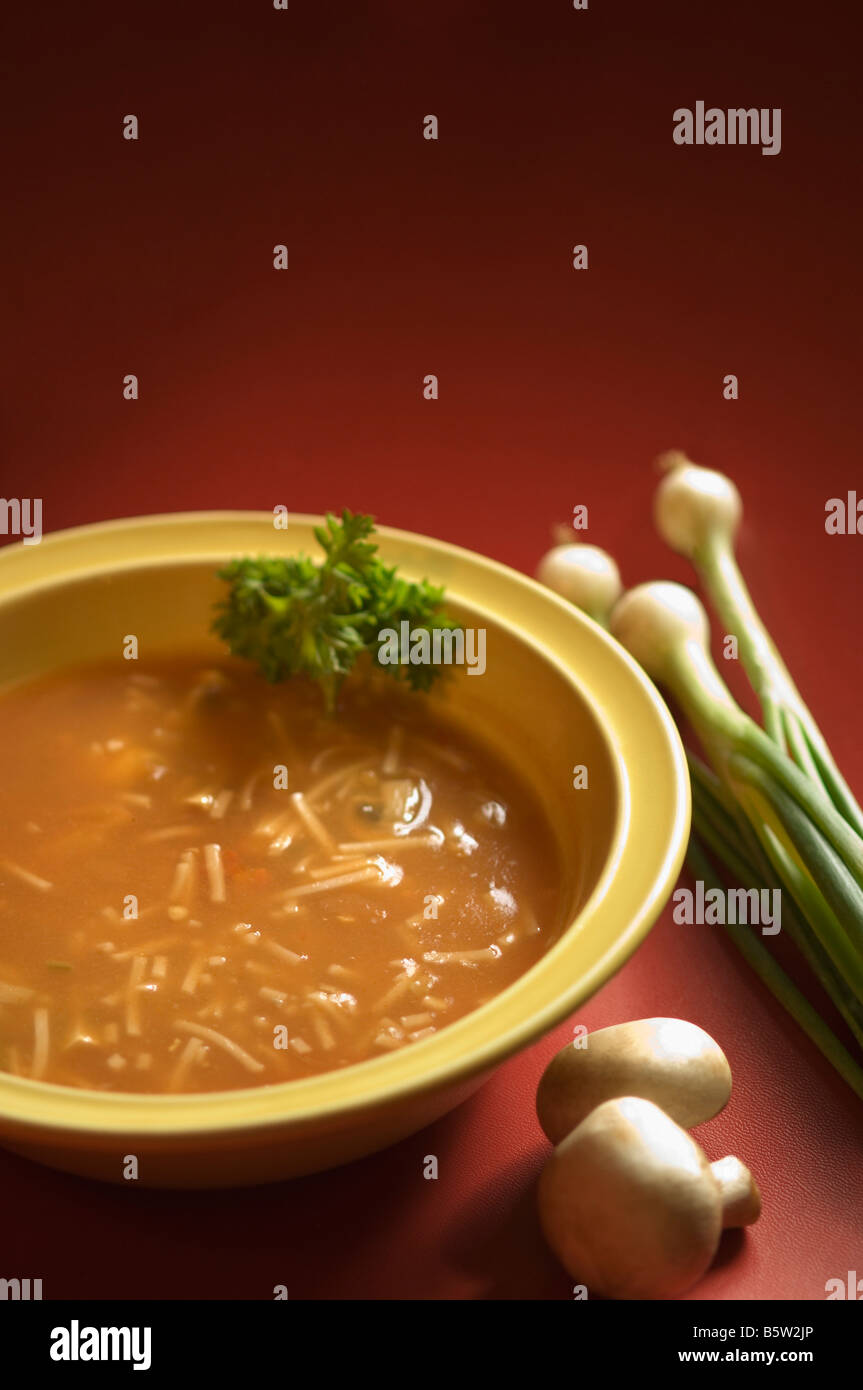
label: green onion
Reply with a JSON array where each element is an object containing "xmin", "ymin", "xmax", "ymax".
[
  {"xmin": 537, "ymin": 463, "xmax": 863, "ymax": 1102},
  {"xmin": 686, "ymin": 837, "xmax": 863, "ymax": 1101},
  {"xmin": 690, "ymin": 755, "xmax": 863, "ymax": 1051},
  {"xmin": 656, "ymin": 451, "xmax": 863, "ymax": 836}
]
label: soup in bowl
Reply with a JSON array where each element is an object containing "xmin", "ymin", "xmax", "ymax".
[{"xmin": 0, "ymin": 513, "xmax": 689, "ymax": 1186}]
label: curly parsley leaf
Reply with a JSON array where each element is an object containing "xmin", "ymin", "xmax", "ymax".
[{"xmin": 212, "ymin": 510, "xmax": 458, "ymax": 709}]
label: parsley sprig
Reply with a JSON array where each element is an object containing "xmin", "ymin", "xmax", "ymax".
[{"xmin": 212, "ymin": 510, "xmax": 458, "ymax": 709}]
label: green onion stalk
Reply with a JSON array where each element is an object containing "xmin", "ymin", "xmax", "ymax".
[
  {"xmin": 655, "ymin": 452, "xmax": 863, "ymax": 837},
  {"xmin": 535, "ymin": 485, "xmax": 863, "ymax": 1101},
  {"xmin": 610, "ymin": 581, "xmax": 863, "ymax": 1004},
  {"xmin": 686, "ymin": 836, "xmax": 863, "ymax": 1101}
]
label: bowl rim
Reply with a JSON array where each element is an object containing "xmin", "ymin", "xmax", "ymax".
[{"xmin": 0, "ymin": 511, "xmax": 691, "ymax": 1137}]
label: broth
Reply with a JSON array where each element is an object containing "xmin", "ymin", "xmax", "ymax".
[{"xmin": 0, "ymin": 659, "xmax": 563, "ymax": 1093}]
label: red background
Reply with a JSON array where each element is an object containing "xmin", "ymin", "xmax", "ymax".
[{"xmin": 2, "ymin": 1, "xmax": 861, "ymax": 1299}]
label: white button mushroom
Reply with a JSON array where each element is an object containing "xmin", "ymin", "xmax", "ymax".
[
  {"xmin": 536, "ymin": 1018, "xmax": 732, "ymax": 1143},
  {"xmin": 537, "ymin": 1096, "xmax": 761, "ymax": 1300}
]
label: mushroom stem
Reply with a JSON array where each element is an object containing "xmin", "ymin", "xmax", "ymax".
[{"xmin": 711, "ymin": 1155, "xmax": 762, "ymax": 1228}]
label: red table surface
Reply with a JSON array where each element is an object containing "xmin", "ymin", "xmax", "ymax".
[{"xmin": 2, "ymin": 1, "xmax": 861, "ymax": 1300}]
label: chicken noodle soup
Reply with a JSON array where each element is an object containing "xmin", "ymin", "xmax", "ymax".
[{"xmin": 0, "ymin": 660, "xmax": 563, "ymax": 1093}]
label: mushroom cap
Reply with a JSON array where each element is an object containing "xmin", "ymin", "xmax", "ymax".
[
  {"xmin": 536, "ymin": 1018, "xmax": 732, "ymax": 1144},
  {"xmin": 537, "ymin": 1096, "xmax": 723, "ymax": 1300}
]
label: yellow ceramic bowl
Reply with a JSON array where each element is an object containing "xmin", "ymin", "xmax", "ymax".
[{"xmin": 0, "ymin": 513, "xmax": 689, "ymax": 1187}]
